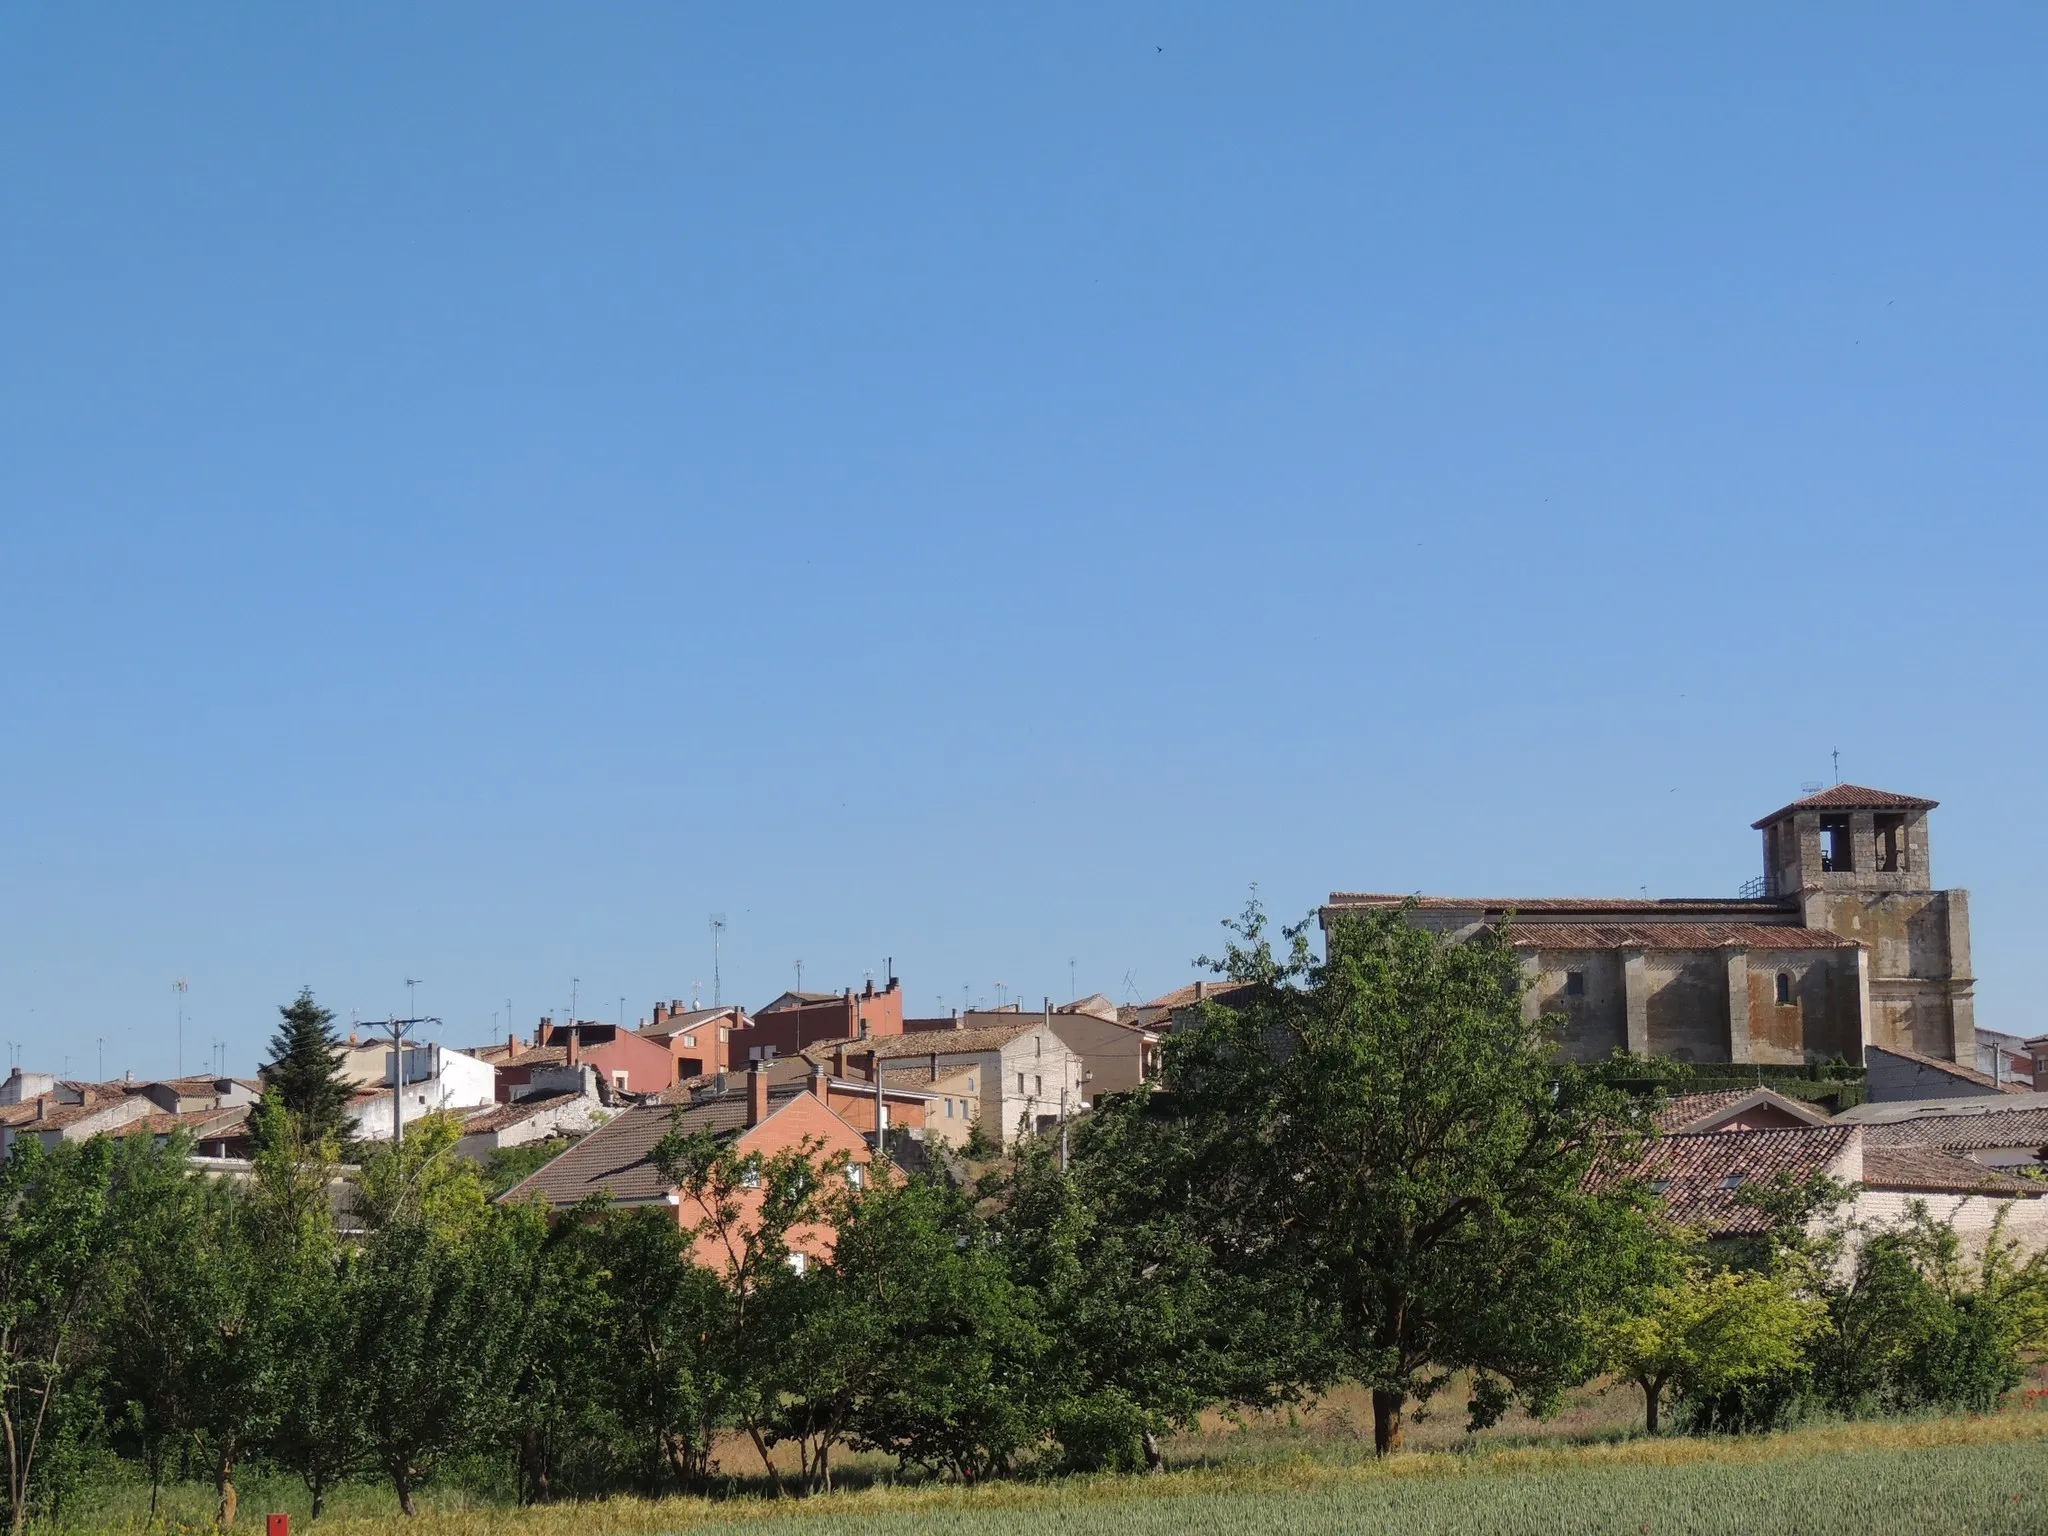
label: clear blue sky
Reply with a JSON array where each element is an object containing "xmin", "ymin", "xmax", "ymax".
[{"xmin": 5, "ymin": 5, "xmax": 2045, "ymax": 1079}]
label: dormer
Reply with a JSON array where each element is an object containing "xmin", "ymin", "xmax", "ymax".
[{"xmin": 1752, "ymin": 785, "xmax": 1938, "ymax": 896}]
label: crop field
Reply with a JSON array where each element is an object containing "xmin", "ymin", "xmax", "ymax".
[{"xmin": 59, "ymin": 1411, "xmax": 2048, "ymax": 1536}]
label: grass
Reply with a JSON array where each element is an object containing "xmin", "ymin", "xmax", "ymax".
[{"xmin": 53, "ymin": 1409, "xmax": 2048, "ymax": 1536}]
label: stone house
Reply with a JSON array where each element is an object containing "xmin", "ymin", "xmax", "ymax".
[
  {"xmin": 801, "ymin": 1016, "xmax": 1087, "ymax": 1144},
  {"xmin": 1323, "ymin": 784, "xmax": 1976, "ymax": 1074}
]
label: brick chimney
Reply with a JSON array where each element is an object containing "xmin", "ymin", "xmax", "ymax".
[
  {"xmin": 652, "ymin": 1001, "xmax": 668, "ymax": 1025},
  {"xmin": 832, "ymin": 1044, "xmax": 847, "ymax": 1079},
  {"xmin": 34, "ymin": 1097, "xmax": 45, "ymax": 1122},
  {"xmin": 1194, "ymin": 980, "xmax": 1207, "ymax": 1002},
  {"xmin": 929, "ymin": 1051, "xmax": 939, "ymax": 1083},
  {"xmin": 747, "ymin": 1065, "xmax": 770, "ymax": 1127},
  {"xmin": 566, "ymin": 1028, "xmax": 580, "ymax": 1067},
  {"xmin": 808, "ymin": 1063, "xmax": 830, "ymax": 1100},
  {"xmin": 506, "ymin": 1031, "xmax": 517, "ymax": 1056}
]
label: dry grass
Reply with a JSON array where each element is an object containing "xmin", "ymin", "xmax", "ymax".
[{"xmin": 76, "ymin": 1405, "xmax": 2048, "ymax": 1536}]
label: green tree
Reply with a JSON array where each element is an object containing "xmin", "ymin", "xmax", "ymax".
[
  {"xmin": 1150, "ymin": 897, "xmax": 1665, "ymax": 1454},
  {"xmin": 342, "ymin": 1217, "xmax": 521, "ymax": 1516},
  {"xmin": 353, "ymin": 1111, "xmax": 490, "ymax": 1237},
  {"xmin": 1597, "ymin": 1263, "xmax": 1817, "ymax": 1432},
  {"xmin": 0, "ymin": 1138, "xmax": 122, "ymax": 1536},
  {"xmin": 259, "ymin": 989, "xmax": 352, "ymax": 1150}
]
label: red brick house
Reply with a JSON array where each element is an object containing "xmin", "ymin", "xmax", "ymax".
[
  {"xmin": 494, "ymin": 1020, "xmax": 678, "ymax": 1102},
  {"xmin": 725, "ymin": 978, "xmax": 904, "ymax": 1064}
]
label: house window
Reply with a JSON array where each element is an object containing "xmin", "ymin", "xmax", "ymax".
[
  {"xmin": 787, "ymin": 1251, "xmax": 808, "ymax": 1275},
  {"xmin": 613, "ymin": 1071, "xmax": 629, "ymax": 1090},
  {"xmin": 1033, "ymin": 1075, "xmax": 1042, "ymax": 1096},
  {"xmin": 741, "ymin": 1165, "xmax": 762, "ymax": 1190},
  {"xmin": 1820, "ymin": 815, "xmax": 1853, "ymax": 873},
  {"xmin": 1649, "ymin": 1180, "xmax": 1671, "ymax": 1196},
  {"xmin": 1018, "ymin": 1073, "xmax": 1026, "ymax": 1094},
  {"xmin": 681, "ymin": 1034, "xmax": 696, "ymax": 1049},
  {"xmin": 1718, "ymin": 1175, "xmax": 1743, "ymax": 1191},
  {"xmin": 1565, "ymin": 971, "xmax": 1585, "ymax": 998},
  {"xmin": 966, "ymin": 1076, "xmax": 974, "ymax": 1092},
  {"xmin": 1776, "ymin": 972, "xmax": 1792, "ymax": 1005},
  {"xmin": 945, "ymin": 1098, "xmax": 953, "ymax": 1118},
  {"xmin": 847, "ymin": 1164, "xmax": 864, "ymax": 1189}
]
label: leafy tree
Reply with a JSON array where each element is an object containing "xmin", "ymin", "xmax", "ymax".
[
  {"xmin": 576, "ymin": 1206, "xmax": 727, "ymax": 1497},
  {"xmin": 1148, "ymin": 897, "xmax": 1665, "ymax": 1454},
  {"xmin": 353, "ymin": 1111, "xmax": 490, "ymax": 1237},
  {"xmin": 341, "ymin": 1217, "xmax": 522, "ymax": 1516},
  {"xmin": 483, "ymin": 1137, "xmax": 579, "ymax": 1200},
  {"xmin": 1597, "ymin": 1262, "xmax": 1817, "ymax": 1432},
  {"xmin": 266, "ymin": 1255, "xmax": 363, "ymax": 1519},
  {"xmin": 650, "ymin": 1123, "xmax": 835, "ymax": 1495},
  {"xmin": 259, "ymin": 989, "xmax": 352, "ymax": 1150},
  {"xmin": 0, "ymin": 1138, "xmax": 122, "ymax": 1536}
]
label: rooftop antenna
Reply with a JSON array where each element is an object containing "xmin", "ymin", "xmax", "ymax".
[
  {"xmin": 1832, "ymin": 748, "xmax": 1841, "ymax": 784},
  {"xmin": 691, "ymin": 980, "xmax": 701, "ymax": 1008},
  {"xmin": 406, "ymin": 979, "xmax": 424, "ymax": 1029},
  {"xmin": 994, "ymin": 980, "xmax": 1008, "ymax": 1009},
  {"xmin": 569, "ymin": 978, "xmax": 579, "ymax": 1026},
  {"xmin": 709, "ymin": 916, "xmax": 726, "ymax": 1007},
  {"xmin": 1069, "ymin": 958, "xmax": 1077, "ymax": 1001},
  {"xmin": 619, "ymin": 994, "xmax": 626, "ymax": 1029},
  {"xmin": 794, "ymin": 958, "xmax": 804, "ymax": 992},
  {"xmin": 172, "ymin": 979, "xmax": 188, "ymax": 1077},
  {"xmin": 96, "ymin": 1037, "xmax": 104, "ymax": 1082}
]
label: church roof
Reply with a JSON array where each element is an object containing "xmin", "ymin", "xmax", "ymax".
[{"xmin": 1752, "ymin": 784, "xmax": 1938, "ymax": 829}]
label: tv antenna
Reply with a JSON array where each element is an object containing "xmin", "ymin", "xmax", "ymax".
[
  {"xmin": 1832, "ymin": 748, "xmax": 1841, "ymax": 784},
  {"xmin": 794, "ymin": 958, "xmax": 804, "ymax": 992},
  {"xmin": 994, "ymin": 980, "xmax": 1008, "ymax": 1009},
  {"xmin": 172, "ymin": 979, "xmax": 188, "ymax": 1077},
  {"xmin": 569, "ymin": 978, "xmax": 579, "ymax": 1026},
  {"xmin": 709, "ymin": 916, "xmax": 727, "ymax": 1006},
  {"xmin": 1069, "ymin": 958, "xmax": 1077, "ymax": 1001}
]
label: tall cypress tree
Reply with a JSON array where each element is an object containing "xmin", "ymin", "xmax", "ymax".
[{"xmin": 260, "ymin": 989, "xmax": 352, "ymax": 1148}]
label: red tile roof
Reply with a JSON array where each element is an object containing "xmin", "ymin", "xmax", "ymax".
[
  {"xmin": 1651, "ymin": 1091, "xmax": 1753, "ymax": 1132},
  {"xmin": 1751, "ymin": 784, "xmax": 1939, "ymax": 829},
  {"xmin": 459, "ymin": 1092, "xmax": 587, "ymax": 1136},
  {"xmin": 1858, "ymin": 1106, "xmax": 2048, "ymax": 1153},
  {"xmin": 1862, "ymin": 1145, "xmax": 2043, "ymax": 1197},
  {"xmin": 1327, "ymin": 894, "xmax": 1794, "ymax": 917},
  {"xmin": 1623, "ymin": 1127, "xmax": 1859, "ymax": 1234},
  {"xmin": 1510, "ymin": 923, "xmax": 1857, "ymax": 951}
]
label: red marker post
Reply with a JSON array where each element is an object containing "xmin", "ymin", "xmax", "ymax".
[{"xmin": 266, "ymin": 1516, "xmax": 289, "ymax": 1536}]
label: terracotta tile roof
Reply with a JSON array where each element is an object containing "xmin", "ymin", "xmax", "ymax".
[
  {"xmin": 1135, "ymin": 981, "xmax": 1262, "ymax": 1012},
  {"xmin": 796, "ymin": 1023, "xmax": 1041, "ymax": 1064},
  {"xmin": 1867, "ymin": 1043, "xmax": 2031, "ymax": 1095},
  {"xmin": 503, "ymin": 1046, "xmax": 569, "ymax": 1068},
  {"xmin": 1651, "ymin": 1091, "xmax": 1752, "ymax": 1132},
  {"xmin": 499, "ymin": 1100, "xmax": 754, "ymax": 1207},
  {"xmin": 1327, "ymin": 894, "xmax": 1795, "ymax": 917},
  {"xmin": 1857, "ymin": 1106, "xmax": 2048, "ymax": 1153},
  {"xmin": 1752, "ymin": 784, "xmax": 1939, "ymax": 828},
  {"xmin": 1862, "ymin": 1144, "xmax": 2044, "ymax": 1197},
  {"xmin": 1510, "ymin": 923, "xmax": 1857, "ymax": 951},
  {"xmin": 1623, "ymin": 1127, "xmax": 1859, "ymax": 1235},
  {"xmin": 460, "ymin": 1092, "xmax": 585, "ymax": 1136}
]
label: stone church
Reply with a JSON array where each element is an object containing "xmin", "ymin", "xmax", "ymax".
[{"xmin": 1322, "ymin": 785, "xmax": 1974, "ymax": 1069}]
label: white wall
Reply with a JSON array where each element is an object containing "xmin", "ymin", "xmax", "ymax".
[{"xmin": 346, "ymin": 1045, "xmax": 497, "ymax": 1142}]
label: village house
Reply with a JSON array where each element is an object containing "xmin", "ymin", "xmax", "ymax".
[
  {"xmin": 1325, "ymin": 785, "xmax": 1978, "ymax": 1077},
  {"xmin": 493, "ymin": 1019, "xmax": 677, "ymax": 1102},
  {"xmin": 637, "ymin": 1002, "xmax": 746, "ymax": 1077},
  {"xmin": 1046, "ymin": 999, "xmax": 1161, "ymax": 1102},
  {"xmin": 455, "ymin": 1083, "xmax": 610, "ymax": 1161},
  {"xmin": 802, "ymin": 1014, "xmax": 1086, "ymax": 1144},
  {"xmin": 727, "ymin": 977, "xmax": 904, "ymax": 1064},
  {"xmin": 1837, "ymin": 1094, "xmax": 2048, "ymax": 1173},
  {"xmin": 344, "ymin": 1041, "xmax": 497, "ymax": 1142},
  {"xmin": 654, "ymin": 1054, "xmax": 938, "ymax": 1145},
  {"xmin": 498, "ymin": 1067, "xmax": 876, "ymax": 1271}
]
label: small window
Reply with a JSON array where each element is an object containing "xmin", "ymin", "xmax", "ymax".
[
  {"xmin": 1875, "ymin": 813, "xmax": 1907, "ymax": 873},
  {"xmin": 1017, "ymin": 1073, "xmax": 1026, "ymax": 1094},
  {"xmin": 847, "ymin": 1164, "xmax": 864, "ymax": 1189},
  {"xmin": 967, "ymin": 1077, "xmax": 974, "ymax": 1092},
  {"xmin": 681, "ymin": 1034, "xmax": 696, "ymax": 1049},
  {"xmin": 1034, "ymin": 1075, "xmax": 1043, "ymax": 1095},
  {"xmin": 945, "ymin": 1099, "xmax": 954, "ymax": 1119},
  {"xmin": 741, "ymin": 1165, "xmax": 762, "ymax": 1190},
  {"xmin": 787, "ymin": 1251, "xmax": 808, "ymax": 1275},
  {"xmin": 613, "ymin": 1070, "xmax": 629, "ymax": 1090},
  {"xmin": 1649, "ymin": 1179, "xmax": 1671, "ymax": 1196},
  {"xmin": 1776, "ymin": 972, "xmax": 1792, "ymax": 1006},
  {"xmin": 1718, "ymin": 1174, "xmax": 1743, "ymax": 1191},
  {"xmin": 1565, "ymin": 971, "xmax": 1585, "ymax": 998}
]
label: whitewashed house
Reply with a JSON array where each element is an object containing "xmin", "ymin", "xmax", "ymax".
[{"xmin": 345, "ymin": 1043, "xmax": 497, "ymax": 1142}]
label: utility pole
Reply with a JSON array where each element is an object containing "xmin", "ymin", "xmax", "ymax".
[{"xmin": 374, "ymin": 1012, "xmax": 442, "ymax": 1145}]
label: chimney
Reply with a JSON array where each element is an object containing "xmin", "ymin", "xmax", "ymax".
[
  {"xmin": 929, "ymin": 1051, "xmax": 939, "ymax": 1083},
  {"xmin": 34, "ymin": 1097, "xmax": 45, "ymax": 1123},
  {"xmin": 832, "ymin": 1044, "xmax": 847, "ymax": 1079},
  {"xmin": 566, "ymin": 1028, "xmax": 580, "ymax": 1067},
  {"xmin": 653, "ymin": 1001, "xmax": 668, "ymax": 1024},
  {"xmin": 506, "ymin": 1031, "xmax": 517, "ymax": 1056},
  {"xmin": 1195, "ymin": 980, "xmax": 1207, "ymax": 1002},
  {"xmin": 808, "ymin": 1063, "xmax": 830, "ymax": 1099},
  {"xmin": 747, "ymin": 1065, "xmax": 770, "ymax": 1127}
]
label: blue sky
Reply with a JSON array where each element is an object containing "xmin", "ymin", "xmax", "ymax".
[{"xmin": 4, "ymin": 5, "xmax": 2044, "ymax": 1077}]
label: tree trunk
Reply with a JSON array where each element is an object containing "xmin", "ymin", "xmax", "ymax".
[
  {"xmin": 215, "ymin": 1446, "xmax": 239, "ymax": 1528},
  {"xmin": 818, "ymin": 1442, "xmax": 831, "ymax": 1494},
  {"xmin": 1644, "ymin": 1379, "xmax": 1662, "ymax": 1436},
  {"xmin": 393, "ymin": 1464, "xmax": 416, "ymax": 1519},
  {"xmin": 1142, "ymin": 1429, "xmax": 1164, "ymax": 1472},
  {"xmin": 310, "ymin": 1472, "xmax": 326, "ymax": 1521},
  {"xmin": 1372, "ymin": 1389, "xmax": 1405, "ymax": 1456}
]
